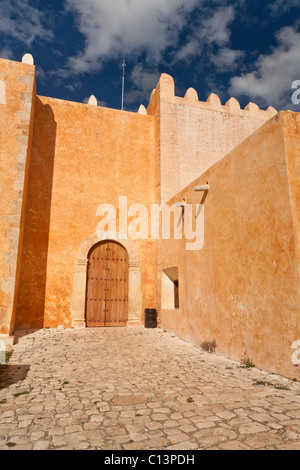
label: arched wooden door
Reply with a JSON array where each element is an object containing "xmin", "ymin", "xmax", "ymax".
[{"xmin": 86, "ymin": 241, "xmax": 129, "ymax": 327}]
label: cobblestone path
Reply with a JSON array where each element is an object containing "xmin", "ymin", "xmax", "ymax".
[{"xmin": 0, "ymin": 327, "xmax": 300, "ymax": 450}]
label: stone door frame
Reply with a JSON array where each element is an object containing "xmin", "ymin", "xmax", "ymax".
[{"xmin": 71, "ymin": 233, "xmax": 142, "ymax": 328}]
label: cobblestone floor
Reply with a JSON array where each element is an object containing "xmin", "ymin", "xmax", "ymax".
[{"xmin": 0, "ymin": 327, "xmax": 300, "ymax": 450}]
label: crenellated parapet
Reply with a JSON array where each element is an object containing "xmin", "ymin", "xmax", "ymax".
[
  {"xmin": 147, "ymin": 73, "xmax": 277, "ymax": 119},
  {"xmin": 146, "ymin": 73, "xmax": 280, "ymax": 203}
]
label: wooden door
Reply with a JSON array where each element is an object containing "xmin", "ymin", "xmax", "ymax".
[{"xmin": 86, "ymin": 241, "xmax": 128, "ymax": 327}]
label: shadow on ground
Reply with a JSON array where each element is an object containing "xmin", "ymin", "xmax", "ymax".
[
  {"xmin": 13, "ymin": 329, "xmax": 42, "ymax": 344},
  {"xmin": 0, "ymin": 365, "xmax": 30, "ymax": 390}
]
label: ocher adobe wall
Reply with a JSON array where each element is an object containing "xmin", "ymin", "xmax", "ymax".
[
  {"xmin": 0, "ymin": 59, "xmax": 36, "ymax": 335},
  {"xmin": 158, "ymin": 112, "xmax": 300, "ymax": 379},
  {"xmin": 15, "ymin": 96, "xmax": 156, "ymax": 329},
  {"xmin": 148, "ymin": 74, "xmax": 277, "ymax": 203}
]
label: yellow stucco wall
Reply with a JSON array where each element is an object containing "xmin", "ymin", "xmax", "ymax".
[
  {"xmin": 2, "ymin": 58, "xmax": 300, "ymax": 380},
  {"xmin": 158, "ymin": 112, "xmax": 300, "ymax": 379},
  {"xmin": 15, "ymin": 96, "xmax": 156, "ymax": 328},
  {"xmin": 0, "ymin": 59, "xmax": 35, "ymax": 335}
]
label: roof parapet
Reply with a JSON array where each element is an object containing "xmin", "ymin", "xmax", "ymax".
[
  {"xmin": 22, "ymin": 54, "xmax": 34, "ymax": 66},
  {"xmin": 147, "ymin": 73, "xmax": 278, "ymax": 118},
  {"xmin": 184, "ymin": 87, "xmax": 199, "ymax": 103},
  {"xmin": 88, "ymin": 95, "xmax": 98, "ymax": 106},
  {"xmin": 245, "ymin": 102, "xmax": 260, "ymax": 113},
  {"xmin": 138, "ymin": 104, "xmax": 147, "ymax": 115},
  {"xmin": 266, "ymin": 106, "xmax": 277, "ymax": 116},
  {"xmin": 225, "ymin": 97, "xmax": 241, "ymax": 112},
  {"xmin": 206, "ymin": 93, "xmax": 222, "ymax": 108},
  {"xmin": 157, "ymin": 73, "xmax": 175, "ymax": 100}
]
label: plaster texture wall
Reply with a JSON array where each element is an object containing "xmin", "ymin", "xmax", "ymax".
[
  {"xmin": 158, "ymin": 112, "xmax": 300, "ymax": 379},
  {"xmin": 147, "ymin": 74, "xmax": 277, "ymax": 202},
  {"xmin": 15, "ymin": 96, "xmax": 156, "ymax": 329},
  {"xmin": 0, "ymin": 59, "xmax": 36, "ymax": 335},
  {"xmin": 1, "ymin": 57, "xmax": 299, "ymax": 382}
]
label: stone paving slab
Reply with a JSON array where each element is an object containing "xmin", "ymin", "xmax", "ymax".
[{"xmin": 0, "ymin": 327, "xmax": 300, "ymax": 450}]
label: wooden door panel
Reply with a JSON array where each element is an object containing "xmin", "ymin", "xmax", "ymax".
[
  {"xmin": 86, "ymin": 241, "xmax": 128, "ymax": 327},
  {"xmin": 105, "ymin": 242, "xmax": 113, "ymax": 325},
  {"xmin": 107, "ymin": 242, "xmax": 128, "ymax": 326},
  {"xmin": 86, "ymin": 243, "xmax": 107, "ymax": 327}
]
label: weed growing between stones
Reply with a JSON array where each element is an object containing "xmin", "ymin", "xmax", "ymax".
[
  {"xmin": 201, "ymin": 340, "xmax": 217, "ymax": 354},
  {"xmin": 240, "ymin": 358, "xmax": 256, "ymax": 369}
]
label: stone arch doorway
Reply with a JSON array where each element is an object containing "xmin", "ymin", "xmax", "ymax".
[
  {"xmin": 86, "ymin": 241, "xmax": 129, "ymax": 327},
  {"xmin": 71, "ymin": 234, "xmax": 142, "ymax": 328}
]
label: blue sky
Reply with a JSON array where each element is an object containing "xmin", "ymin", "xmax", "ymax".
[{"xmin": 0, "ymin": 0, "xmax": 299, "ymax": 112}]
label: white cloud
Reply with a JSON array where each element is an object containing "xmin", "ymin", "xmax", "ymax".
[
  {"xmin": 64, "ymin": 0, "xmax": 200, "ymax": 74},
  {"xmin": 0, "ymin": 0, "xmax": 53, "ymax": 46},
  {"xmin": 174, "ymin": 5, "xmax": 242, "ymax": 68},
  {"xmin": 269, "ymin": 0, "xmax": 299, "ymax": 16},
  {"xmin": 125, "ymin": 64, "xmax": 160, "ymax": 108},
  {"xmin": 211, "ymin": 47, "xmax": 244, "ymax": 71},
  {"xmin": 197, "ymin": 5, "xmax": 235, "ymax": 46},
  {"xmin": 0, "ymin": 47, "xmax": 15, "ymax": 61},
  {"xmin": 230, "ymin": 26, "xmax": 300, "ymax": 110},
  {"xmin": 174, "ymin": 38, "xmax": 200, "ymax": 63}
]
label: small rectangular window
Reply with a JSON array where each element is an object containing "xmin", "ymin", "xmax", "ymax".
[{"xmin": 174, "ymin": 280, "xmax": 179, "ymax": 309}]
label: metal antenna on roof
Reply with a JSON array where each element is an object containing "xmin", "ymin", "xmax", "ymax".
[{"xmin": 121, "ymin": 59, "xmax": 126, "ymax": 111}]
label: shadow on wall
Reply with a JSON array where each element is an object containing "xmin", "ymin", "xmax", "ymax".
[{"xmin": 14, "ymin": 99, "xmax": 57, "ymax": 331}]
